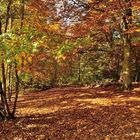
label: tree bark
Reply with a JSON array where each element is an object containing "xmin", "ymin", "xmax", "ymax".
[
  {"xmin": 122, "ymin": 35, "xmax": 131, "ymax": 89},
  {"xmin": 0, "ymin": 82, "xmax": 6, "ymax": 119},
  {"xmin": 20, "ymin": 0, "xmax": 25, "ymax": 29},
  {"xmin": 11, "ymin": 65, "xmax": 19, "ymax": 116},
  {"xmin": 121, "ymin": 0, "xmax": 132, "ymax": 89},
  {"xmin": 5, "ymin": 0, "xmax": 12, "ymax": 33},
  {"xmin": 50, "ymin": 58, "xmax": 58, "ymax": 87},
  {"xmin": 78, "ymin": 54, "xmax": 81, "ymax": 83},
  {"xmin": 1, "ymin": 62, "xmax": 10, "ymax": 117},
  {"xmin": 8, "ymin": 64, "xmax": 12, "ymax": 102},
  {"xmin": 0, "ymin": 21, "xmax": 2, "ymax": 34}
]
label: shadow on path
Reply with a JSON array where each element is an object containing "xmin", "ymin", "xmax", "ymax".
[{"xmin": 1, "ymin": 85, "xmax": 140, "ymax": 139}]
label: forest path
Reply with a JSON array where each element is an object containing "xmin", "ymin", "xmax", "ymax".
[{"xmin": 1, "ymin": 85, "xmax": 140, "ymax": 140}]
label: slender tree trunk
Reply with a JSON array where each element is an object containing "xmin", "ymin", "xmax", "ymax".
[
  {"xmin": 0, "ymin": 20, "xmax": 6, "ymax": 119},
  {"xmin": 20, "ymin": 0, "xmax": 25, "ymax": 29},
  {"xmin": 78, "ymin": 54, "xmax": 81, "ymax": 83},
  {"xmin": 5, "ymin": 0, "xmax": 12, "ymax": 33},
  {"xmin": 11, "ymin": 65, "xmax": 19, "ymax": 116},
  {"xmin": 1, "ymin": 62, "xmax": 10, "ymax": 116},
  {"xmin": 51, "ymin": 58, "xmax": 58, "ymax": 87},
  {"xmin": 8, "ymin": 65, "xmax": 12, "ymax": 102},
  {"xmin": 10, "ymin": 14, "xmax": 14, "ymax": 29},
  {"xmin": 0, "ymin": 82, "xmax": 6, "ymax": 119},
  {"xmin": 0, "ymin": 21, "xmax": 2, "ymax": 34},
  {"xmin": 2, "ymin": 62, "xmax": 7, "ymax": 98}
]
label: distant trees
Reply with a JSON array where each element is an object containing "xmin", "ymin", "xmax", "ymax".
[{"xmin": 31, "ymin": 0, "xmax": 140, "ymax": 89}]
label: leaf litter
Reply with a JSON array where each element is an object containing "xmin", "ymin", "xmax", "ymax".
[{"xmin": 0, "ymin": 84, "xmax": 140, "ymax": 140}]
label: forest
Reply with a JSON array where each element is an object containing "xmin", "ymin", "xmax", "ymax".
[{"xmin": 0, "ymin": 0, "xmax": 140, "ymax": 139}]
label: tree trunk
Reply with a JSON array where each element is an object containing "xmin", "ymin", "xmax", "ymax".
[
  {"xmin": 50, "ymin": 58, "xmax": 58, "ymax": 87},
  {"xmin": 0, "ymin": 21, "xmax": 2, "ymax": 34},
  {"xmin": 5, "ymin": 0, "xmax": 12, "ymax": 33},
  {"xmin": 11, "ymin": 65, "xmax": 19, "ymax": 117},
  {"xmin": 20, "ymin": 0, "xmax": 25, "ymax": 29},
  {"xmin": 1, "ymin": 62, "xmax": 10, "ymax": 117},
  {"xmin": 0, "ymin": 20, "xmax": 7, "ymax": 119},
  {"xmin": 0, "ymin": 82, "xmax": 6, "ymax": 119},
  {"xmin": 121, "ymin": 0, "xmax": 132, "ymax": 89},
  {"xmin": 78, "ymin": 54, "xmax": 81, "ymax": 83},
  {"xmin": 8, "ymin": 64, "xmax": 12, "ymax": 102},
  {"xmin": 122, "ymin": 36, "xmax": 131, "ymax": 89}
]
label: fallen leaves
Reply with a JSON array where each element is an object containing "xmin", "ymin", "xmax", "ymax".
[{"xmin": 0, "ymin": 85, "xmax": 140, "ymax": 139}]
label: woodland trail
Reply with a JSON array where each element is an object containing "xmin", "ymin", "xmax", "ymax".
[{"xmin": 1, "ymin": 85, "xmax": 140, "ymax": 140}]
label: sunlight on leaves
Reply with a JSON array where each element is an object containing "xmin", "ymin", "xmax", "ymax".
[{"xmin": 76, "ymin": 98, "xmax": 113, "ymax": 106}]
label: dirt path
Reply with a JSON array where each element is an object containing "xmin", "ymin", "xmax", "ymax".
[{"xmin": 0, "ymin": 86, "xmax": 140, "ymax": 140}]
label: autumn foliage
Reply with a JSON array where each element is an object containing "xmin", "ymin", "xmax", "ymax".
[{"xmin": 0, "ymin": 1, "xmax": 140, "ymax": 139}]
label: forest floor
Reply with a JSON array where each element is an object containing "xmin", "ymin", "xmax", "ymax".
[{"xmin": 0, "ymin": 84, "xmax": 140, "ymax": 140}]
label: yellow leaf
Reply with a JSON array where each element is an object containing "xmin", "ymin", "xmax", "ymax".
[
  {"xmin": 49, "ymin": 24, "xmax": 60, "ymax": 31},
  {"xmin": 28, "ymin": 56, "xmax": 32, "ymax": 63},
  {"xmin": 87, "ymin": 0, "xmax": 93, "ymax": 3},
  {"xmin": 21, "ymin": 51, "xmax": 26, "ymax": 57},
  {"xmin": 136, "ymin": 28, "xmax": 140, "ymax": 32},
  {"xmin": 18, "ymin": 57, "xmax": 22, "ymax": 65},
  {"xmin": 24, "ymin": 60, "xmax": 27, "ymax": 65}
]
